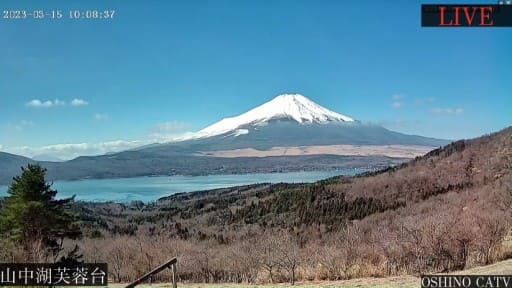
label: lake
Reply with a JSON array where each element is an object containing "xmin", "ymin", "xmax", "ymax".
[{"xmin": 0, "ymin": 169, "xmax": 364, "ymax": 203}]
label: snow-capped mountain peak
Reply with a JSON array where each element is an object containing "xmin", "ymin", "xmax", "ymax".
[{"xmin": 196, "ymin": 94, "xmax": 354, "ymax": 138}]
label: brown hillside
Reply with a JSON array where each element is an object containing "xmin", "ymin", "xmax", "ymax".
[{"xmin": 41, "ymin": 127, "xmax": 512, "ymax": 284}]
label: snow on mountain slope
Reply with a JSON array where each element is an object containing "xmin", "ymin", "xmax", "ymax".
[{"xmin": 196, "ymin": 94, "xmax": 354, "ymax": 138}]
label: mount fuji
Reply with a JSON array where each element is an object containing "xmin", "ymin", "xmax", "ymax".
[
  {"xmin": 142, "ymin": 93, "xmax": 448, "ymax": 154},
  {"xmin": 194, "ymin": 94, "xmax": 355, "ymax": 139}
]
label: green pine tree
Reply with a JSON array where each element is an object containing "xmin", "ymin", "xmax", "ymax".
[{"xmin": 0, "ymin": 164, "xmax": 82, "ymax": 262}]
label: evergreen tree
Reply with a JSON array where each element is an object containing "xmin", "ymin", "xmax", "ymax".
[{"xmin": 0, "ymin": 164, "xmax": 82, "ymax": 262}]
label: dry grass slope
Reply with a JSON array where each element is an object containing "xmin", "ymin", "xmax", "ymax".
[{"xmin": 120, "ymin": 259, "xmax": 512, "ymax": 288}]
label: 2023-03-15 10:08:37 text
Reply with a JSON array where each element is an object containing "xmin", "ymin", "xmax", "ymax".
[{"xmin": 2, "ymin": 10, "xmax": 115, "ymax": 20}]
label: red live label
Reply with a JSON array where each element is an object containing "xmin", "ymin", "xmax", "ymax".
[
  {"xmin": 439, "ymin": 6, "xmax": 493, "ymax": 26},
  {"xmin": 422, "ymin": 4, "xmax": 512, "ymax": 27}
]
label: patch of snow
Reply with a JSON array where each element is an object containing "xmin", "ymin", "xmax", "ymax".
[
  {"xmin": 231, "ymin": 129, "xmax": 249, "ymax": 137},
  {"xmin": 195, "ymin": 94, "xmax": 354, "ymax": 138}
]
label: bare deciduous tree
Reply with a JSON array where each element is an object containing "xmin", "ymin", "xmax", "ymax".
[{"xmin": 275, "ymin": 231, "xmax": 300, "ymax": 285}]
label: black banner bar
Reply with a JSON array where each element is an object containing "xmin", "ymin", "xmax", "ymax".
[
  {"xmin": 421, "ymin": 275, "xmax": 512, "ymax": 288},
  {"xmin": 0, "ymin": 263, "xmax": 108, "ymax": 286},
  {"xmin": 422, "ymin": 4, "xmax": 512, "ymax": 27}
]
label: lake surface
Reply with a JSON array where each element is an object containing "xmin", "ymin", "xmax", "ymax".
[{"xmin": 0, "ymin": 170, "xmax": 364, "ymax": 203}]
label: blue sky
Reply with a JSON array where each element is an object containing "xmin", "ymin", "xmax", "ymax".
[{"xmin": 1, "ymin": 0, "xmax": 510, "ymax": 159}]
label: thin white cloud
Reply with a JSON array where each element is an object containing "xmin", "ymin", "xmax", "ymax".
[
  {"xmin": 431, "ymin": 107, "xmax": 464, "ymax": 115},
  {"xmin": 25, "ymin": 98, "xmax": 88, "ymax": 108},
  {"xmin": 20, "ymin": 120, "xmax": 34, "ymax": 126},
  {"xmin": 26, "ymin": 99, "xmax": 65, "ymax": 108},
  {"xmin": 94, "ymin": 113, "xmax": 109, "ymax": 121},
  {"xmin": 391, "ymin": 101, "xmax": 403, "ymax": 108},
  {"xmin": 6, "ymin": 120, "xmax": 34, "ymax": 131},
  {"xmin": 4, "ymin": 120, "xmax": 196, "ymax": 160},
  {"xmin": 390, "ymin": 94, "xmax": 405, "ymax": 108},
  {"xmin": 5, "ymin": 140, "xmax": 148, "ymax": 161},
  {"xmin": 415, "ymin": 97, "xmax": 437, "ymax": 106},
  {"xmin": 148, "ymin": 121, "xmax": 192, "ymax": 141},
  {"xmin": 27, "ymin": 99, "xmax": 53, "ymax": 107},
  {"xmin": 54, "ymin": 99, "xmax": 65, "ymax": 106},
  {"xmin": 71, "ymin": 98, "xmax": 88, "ymax": 106}
]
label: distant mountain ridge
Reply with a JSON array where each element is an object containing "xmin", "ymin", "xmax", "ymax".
[
  {"xmin": 144, "ymin": 120, "xmax": 447, "ymax": 154},
  {"xmin": 144, "ymin": 94, "xmax": 448, "ymax": 152},
  {"xmin": 0, "ymin": 152, "xmax": 37, "ymax": 185}
]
